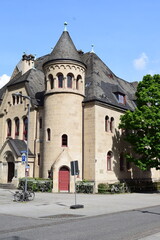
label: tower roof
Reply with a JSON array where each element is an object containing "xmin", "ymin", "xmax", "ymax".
[{"xmin": 44, "ymin": 30, "xmax": 83, "ymax": 65}]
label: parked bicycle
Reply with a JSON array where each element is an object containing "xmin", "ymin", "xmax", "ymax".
[
  {"xmin": 111, "ymin": 182, "xmax": 129, "ymax": 193},
  {"xmin": 13, "ymin": 190, "xmax": 35, "ymax": 202}
]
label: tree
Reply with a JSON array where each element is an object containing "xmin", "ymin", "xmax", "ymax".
[{"xmin": 119, "ymin": 74, "xmax": 160, "ymax": 170}]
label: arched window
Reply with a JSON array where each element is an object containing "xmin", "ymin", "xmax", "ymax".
[
  {"xmin": 58, "ymin": 74, "xmax": 63, "ymax": 88},
  {"xmin": 48, "ymin": 74, "xmax": 54, "ymax": 89},
  {"xmin": 47, "ymin": 128, "xmax": 51, "ymax": 141},
  {"xmin": 15, "ymin": 118, "xmax": 20, "ymax": 137},
  {"xmin": 105, "ymin": 116, "xmax": 109, "ymax": 132},
  {"xmin": 107, "ymin": 151, "xmax": 113, "ymax": 171},
  {"xmin": 76, "ymin": 75, "xmax": 82, "ymax": 90},
  {"xmin": 23, "ymin": 117, "xmax": 28, "ymax": 140},
  {"xmin": 67, "ymin": 74, "xmax": 73, "ymax": 88},
  {"xmin": 17, "ymin": 96, "xmax": 19, "ymax": 104},
  {"xmin": 7, "ymin": 119, "xmax": 12, "ymax": 137},
  {"xmin": 39, "ymin": 118, "xmax": 42, "ymax": 129},
  {"xmin": 120, "ymin": 153, "xmax": 125, "ymax": 171},
  {"xmin": 110, "ymin": 117, "xmax": 114, "ymax": 133},
  {"xmin": 62, "ymin": 134, "xmax": 68, "ymax": 147},
  {"xmin": 12, "ymin": 96, "xmax": 15, "ymax": 105}
]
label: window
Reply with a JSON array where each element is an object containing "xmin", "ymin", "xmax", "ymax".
[
  {"xmin": 47, "ymin": 128, "xmax": 51, "ymax": 141},
  {"xmin": 48, "ymin": 74, "xmax": 54, "ymax": 89},
  {"xmin": 67, "ymin": 74, "xmax": 73, "ymax": 88},
  {"xmin": 23, "ymin": 117, "xmax": 28, "ymax": 140},
  {"xmin": 39, "ymin": 118, "xmax": 42, "ymax": 129},
  {"xmin": 7, "ymin": 119, "xmax": 12, "ymax": 137},
  {"xmin": 120, "ymin": 153, "xmax": 125, "ymax": 171},
  {"xmin": 76, "ymin": 75, "xmax": 81, "ymax": 90},
  {"xmin": 107, "ymin": 151, "xmax": 113, "ymax": 171},
  {"xmin": 58, "ymin": 74, "xmax": 63, "ymax": 88},
  {"xmin": 115, "ymin": 93, "xmax": 126, "ymax": 104},
  {"xmin": 15, "ymin": 118, "xmax": 20, "ymax": 137},
  {"xmin": 38, "ymin": 153, "xmax": 40, "ymax": 166},
  {"xmin": 12, "ymin": 96, "xmax": 15, "ymax": 105},
  {"xmin": 62, "ymin": 134, "xmax": 68, "ymax": 147},
  {"xmin": 105, "ymin": 116, "xmax": 109, "ymax": 132},
  {"xmin": 17, "ymin": 96, "xmax": 19, "ymax": 104},
  {"xmin": 126, "ymin": 161, "xmax": 131, "ymax": 171},
  {"xmin": 110, "ymin": 117, "xmax": 114, "ymax": 133}
]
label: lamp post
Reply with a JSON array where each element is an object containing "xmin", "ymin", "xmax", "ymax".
[{"xmin": 12, "ymin": 93, "xmax": 31, "ymax": 193}]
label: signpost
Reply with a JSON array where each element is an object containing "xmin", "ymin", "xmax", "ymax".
[
  {"xmin": 21, "ymin": 151, "xmax": 26, "ymax": 163},
  {"xmin": 70, "ymin": 160, "xmax": 84, "ymax": 209}
]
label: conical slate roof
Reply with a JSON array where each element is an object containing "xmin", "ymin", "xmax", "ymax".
[{"xmin": 45, "ymin": 31, "xmax": 82, "ymax": 64}]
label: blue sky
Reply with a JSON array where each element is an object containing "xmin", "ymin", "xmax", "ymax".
[{"xmin": 0, "ymin": 0, "xmax": 160, "ymax": 87}]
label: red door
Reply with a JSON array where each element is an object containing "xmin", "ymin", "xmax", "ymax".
[{"xmin": 59, "ymin": 166, "xmax": 70, "ymax": 192}]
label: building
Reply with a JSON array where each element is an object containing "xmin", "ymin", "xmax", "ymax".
[{"xmin": 0, "ymin": 24, "xmax": 159, "ymax": 192}]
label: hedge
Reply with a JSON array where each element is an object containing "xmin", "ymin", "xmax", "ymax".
[{"xmin": 18, "ymin": 178, "xmax": 53, "ymax": 192}]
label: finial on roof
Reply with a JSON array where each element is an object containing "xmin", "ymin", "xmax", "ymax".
[
  {"xmin": 90, "ymin": 44, "xmax": 95, "ymax": 53},
  {"xmin": 64, "ymin": 22, "xmax": 68, "ymax": 31}
]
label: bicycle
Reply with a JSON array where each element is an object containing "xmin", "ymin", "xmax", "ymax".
[
  {"xmin": 13, "ymin": 190, "xmax": 35, "ymax": 202},
  {"xmin": 111, "ymin": 184, "xmax": 120, "ymax": 193},
  {"xmin": 111, "ymin": 182, "xmax": 130, "ymax": 193}
]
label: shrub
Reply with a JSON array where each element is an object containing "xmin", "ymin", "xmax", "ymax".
[
  {"xmin": 98, "ymin": 183, "xmax": 110, "ymax": 193},
  {"xmin": 76, "ymin": 180, "xmax": 94, "ymax": 193},
  {"xmin": 18, "ymin": 178, "xmax": 53, "ymax": 192}
]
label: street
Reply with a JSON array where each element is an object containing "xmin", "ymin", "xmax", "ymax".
[{"xmin": 1, "ymin": 205, "xmax": 160, "ymax": 239}]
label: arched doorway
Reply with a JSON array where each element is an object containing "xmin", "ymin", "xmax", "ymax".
[
  {"xmin": 59, "ymin": 166, "xmax": 70, "ymax": 192},
  {"xmin": 5, "ymin": 151, "xmax": 15, "ymax": 183},
  {"xmin": 8, "ymin": 162, "xmax": 15, "ymax": 182}
]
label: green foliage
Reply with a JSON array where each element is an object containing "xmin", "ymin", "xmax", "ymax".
[
  {"xmin": 119, "ymin": 74, "xmax": 160, "ymax": 170},
  {"xmin": 98, "ymin": 183, "xmax": 110, "ymax": 193},
  {"xmin": 76, "ymin": 181, "xmax": 94, "ymax": 193},
  {"xmin": 98, "ymin": 182, "xmax": 130, "ymax": 194},
  {"xmin": 18, "ymin": 178, "xmax": 53, "ymax": 192}
]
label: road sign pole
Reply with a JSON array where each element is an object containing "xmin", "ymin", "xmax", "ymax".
[
  {"xmin": 70, "ymin": 160, "xmax": 84, "ymax": 209},
  {"xmin": 73, "ymin": 161, "xmax": 77, "ymax": 206}
]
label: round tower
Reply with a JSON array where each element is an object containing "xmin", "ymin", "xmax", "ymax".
[{"xmin": 42, "ymin": 24, "xmax": 86, "ymax": 192}]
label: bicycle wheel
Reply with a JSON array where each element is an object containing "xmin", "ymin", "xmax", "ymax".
[
  {"xmin": 27, "ymin": 191, "xmax": 35, "ymax": 201},
  {"xmin": 111, "ymin": 186, "xmax": 115, "ymax": 193},
  {"xmin": 14, "ymin": 192, "xmax": 21, "ymax": 202}
]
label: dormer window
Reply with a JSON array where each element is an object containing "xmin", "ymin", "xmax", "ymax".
[{"xmin": 115, "ymin": 93, "xmax": 126, "ymax": 104}]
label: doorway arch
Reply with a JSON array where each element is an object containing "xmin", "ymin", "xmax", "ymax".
[
  {"xmin": 59, "ymin": 166, "xmax": 70, "ymax": 192},
  {"xmin": 4, "ymin": 151, "xmax": 15, "ymax": 182},
  {"xmin": 8, "ymin": 162, "xmax": 15, "ymax": 182}
]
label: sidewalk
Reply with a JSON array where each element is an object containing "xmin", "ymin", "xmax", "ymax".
[
  {"xmin": 0, "ymin": 189, "xmax": 160, "ymax": 239},
  {"xmin": 0, "ymin": 189, "xmax": 160, "ymax": 218}
]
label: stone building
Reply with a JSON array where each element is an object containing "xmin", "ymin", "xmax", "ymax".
[{"xmin": 0, "ymin": 24, "xmax": 159, "ymax": 192}]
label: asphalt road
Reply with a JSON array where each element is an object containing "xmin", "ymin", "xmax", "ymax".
[{"xmin": 1, "ymin": 205, "xmax": 160, "ymax": 240}]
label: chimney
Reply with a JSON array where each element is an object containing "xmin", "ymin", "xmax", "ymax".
[{"xmin": 21, "ymin": 53, "xmax": 35, "ymax": 74}]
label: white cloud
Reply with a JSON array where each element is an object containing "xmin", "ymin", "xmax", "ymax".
[
  {"xmin": 133, "ymin": 53, "xmax": 148, "ymax": 70},
  {"xmin": 0, "ymin": 74, "xmax": 10, "ymax": 88}
]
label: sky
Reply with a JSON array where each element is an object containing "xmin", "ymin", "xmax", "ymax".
[{"xmin": 0, "ymin": 0, "xmax": 160, "ymax": 88}]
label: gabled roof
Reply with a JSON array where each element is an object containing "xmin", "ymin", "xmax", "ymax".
[
  {"xmin": 82, "ymin": 52, "xmax": 137, "ymax": 111},
  {"xmin": 0, "ymin": 68, "xmax": 45, "ymax": 106},
  {"xmin": 43, "ymin": 31, "xmax": 83, "ymax": 65},
  {"xmin": 0, "ymin": 138, "xmax": 34, "ymax": 158}
]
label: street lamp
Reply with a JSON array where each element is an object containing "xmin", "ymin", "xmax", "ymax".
[{"xmin": 12, "ymin": 92, "xmax": 31, "ymax": 193}]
